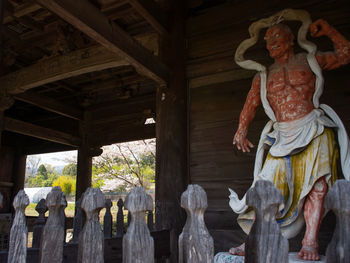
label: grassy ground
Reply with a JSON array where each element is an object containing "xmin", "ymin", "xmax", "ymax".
[{"xmin": 25, "ymin": 201, "xmax": 122, "ymax": 221}]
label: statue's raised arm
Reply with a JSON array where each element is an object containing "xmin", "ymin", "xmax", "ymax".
[{"xmin": 311, "ymin": 19, "xmax": 350, "ymax": 70}]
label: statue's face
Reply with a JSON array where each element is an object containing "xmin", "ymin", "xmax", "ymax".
[{"xmin": 265, "ymin": 25, "xmax": 294, "ymax": 59}]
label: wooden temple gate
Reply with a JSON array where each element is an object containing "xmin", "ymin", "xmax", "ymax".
[{"xmin": 0, "ymin": 0, "xmax": 350, "ymax": 262}]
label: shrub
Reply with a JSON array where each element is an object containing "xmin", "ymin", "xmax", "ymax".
[{"xmin": 52, "ymin": 176, "xmax": 76, "ymax": 196}]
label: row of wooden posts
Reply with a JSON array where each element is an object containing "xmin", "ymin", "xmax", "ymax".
[{"xmin": 5, "ymin": 179, "xmax": 350, "ymax": 263}]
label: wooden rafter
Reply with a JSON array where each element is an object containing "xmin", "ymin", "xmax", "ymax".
[
  {"xmin": 35, "ymin": 0, "xmax": 169, "ymax": 85},
  {"xmin": 3, "ymin": 1, "xmax": 42, "ymax": 24},
  {"xmin": 0, "ymin": 45, "xmax": 129, "ymax": 95},
  {"xmin": 14, "ymin": 92, "xmax": 83, "ymax": 120},
  {"xmin": 4, "ymin": 117, "xmax": 81, "ymax": 147},
  {"xmin": 91, "ymin": 123, "xmax": 155, "ymax": 147},
  {"xmin": 127, "ymin": 0, "xmax": 169, "ymax": 36}
]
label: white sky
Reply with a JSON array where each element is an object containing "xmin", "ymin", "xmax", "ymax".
[{"xmin": 31, "ymin": 150, "xmax": 77, "ymax": 167}]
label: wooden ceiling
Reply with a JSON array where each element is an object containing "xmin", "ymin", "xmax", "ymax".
[{"xmin": 0, "ymin": 0, "xmax": 173, "ymax": 153}]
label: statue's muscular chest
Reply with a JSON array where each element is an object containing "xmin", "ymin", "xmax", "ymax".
[{"xmin": 267, "ymin": 56, "xmax": 315, "ymax": 95}]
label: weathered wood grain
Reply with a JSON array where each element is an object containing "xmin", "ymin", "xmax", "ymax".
[
  {"xmin": 39, "ymin": 187, "xmax": 67, "ymax": 263},
  {"xmin": 245, "ymin": 180, "xmax": 288, "ymax": 263},
  {"xmin": 78, "ymin": 187, "xmax": 105, "ymax": 263},
  {"xmin": 4, "ymin": 117, "xmax": 81, "ymax": 147},
  {"xmin": 325, "ymin": 179, "xmax": 350, "ymax": 262},
  {"xmin": 32, "ymin": 199, "xmax": 48, "ymax": 249},
  {"xmin": 123, "ymin": 187, "xmax": 154, "ymax": 263},
  {"xmin": 104, "ymin": 199, "xmax": 113, "ymax": 239},
  {"xmin": 116, "ymin": 198, "xmax": 124, "ymax": 238},
  {"xmin": 35, "ymin": 0, "xmax": 169, "ymax": 85},
  {"xmin": 14, "ymin": 92, "xmax": 83, "ymax": 120},
  {"xmin": 1, "ymin": 45, "xmax": 129, "ymax": 94},
  {"xmin": 127, "ymin": 0, "xmax": 168, "ymax": 36},
  {"xmin": 179, "ymin": 184, "xmax": 214, "ymax": 263},
  {"xmin": 71, "ymin": 197, "xmax": 84, "ymax": 244},
  {"xmin": 7, "ymin": 190, "xmax": 29, "ymax": 263}
]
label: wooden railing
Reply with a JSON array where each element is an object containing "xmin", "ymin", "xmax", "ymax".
[
  {"xmin": 0, "ymin": 187, "xmax": 170, "ymax": 263},
  {"xmin": 2, "ymin": 179, "xmax": 350, "ymax": 262}
]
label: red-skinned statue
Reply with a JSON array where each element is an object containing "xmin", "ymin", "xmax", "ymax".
[{"xmin": 229, "ymin": 10, "xmax": 350, "ymax": 261}]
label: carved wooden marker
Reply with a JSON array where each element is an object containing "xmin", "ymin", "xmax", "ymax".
[
  {"xmin": 179, "ymin": 184, "xmax": 214, "ymax": 263},
  {"xmin": 104, "ymin": 199, "xmax": 113, "ymax": 238},
  {"xmin": 32, "ymin": 198, "xmax": 48, "ymax": 248},
  {"xmin": 325, "ymin": 179, "xmax": 350, "ymax": 262},
  {"xmin": 116, "ymin": 198, "xmax": 124, "ymax": 237},
  {"xmin": 8, "ymin": 190, "xmax": 29, "ymax": 263},
  {"xmin": 39, "ymin": 186, "xmax": 67, "ymax": 263},
  {"xmin": 78, "ymin": 187, "xmax": 106, "ymax": 263},
  {"xmin": 123, "ymin": 187, "xmax": 154, "ymax": 263},
  {"xmin": 245, "ymin": 180, "xmax": 288, "ymax": 263},
  {"xmin": 72, "ymin": 197, "xmax": 85, "ymax": 243}
]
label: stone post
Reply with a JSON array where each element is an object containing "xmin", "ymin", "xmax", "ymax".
[
  {"xmin": 78, "ymin": 187, "xmax": 105, "ymax": 263},
  {"xmin": 123, "ymin": 187, "xmax": 154, "ymax": 263},
  {"xmin": 245, "ymin": 180, "xmax": 288, "ymax": 263},
  {"xmin": 39, "ymin": 187, "xmax": 67, "ymax": 263},
  {"xmin": 325, "ymin": 179, "xmax": 350, "ymax": 262},
  {"xmin": 179, "ymin": 184, "xmax": 214, "ymax": 263},
  {"xmin": 7, "ymin": 190, "xmax": 29, "ymax": 263},
  {"xmin": 32, "ymin": 199, "xmax": 48, "ymax": 248},
  {"xmin": 104, "ymin": 199, "xmax": 113, "ymax": 238}
]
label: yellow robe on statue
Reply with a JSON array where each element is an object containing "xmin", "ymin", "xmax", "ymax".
[{"xmin": 237, "ymin": 127, "xmax": 339, "ymax": 237}]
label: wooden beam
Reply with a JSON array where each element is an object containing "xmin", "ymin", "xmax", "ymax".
[
  {"xmin": 3, "ymin": 2, "xmax": 42, "ymax": 24},
  {"xmin": 14, "ymin": 92, "xmax": 83, "ymax": 120},
  {"xmin": 127, "ymin": 0, "xmax": 169, "ymax": 36},
  {"xmin": 0, "ymin": 45, "xmax": 129, "ymax": 95},
  {"xmin": 91, "ymin": 123, "xmax": 155, "ymax": 147},
  {"xmin": 4, "ymin": 117, "xmax": 81, "ymax": 147},
  {"xmin": 35, "ymin": 0, "xmax": 169, "ymax": 85}
]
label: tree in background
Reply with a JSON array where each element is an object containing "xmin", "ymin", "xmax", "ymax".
[
  {"xmin": 62, "ymin": 163, "xmax": 77, "ymax": 176},
  {"xmin": 93, "ymin": 139, "xmax": 155, "ymax": 193},
  {"xmin": 37, "ymin": 164, "xmax": 48, "ymax": 179},
  {"xmin": 25, "ymin": 163, "xmax": 59, "ymax": 187},
  {"xmin": 26, "ymin": 156, "xmax": 41, "ymax": 176}
]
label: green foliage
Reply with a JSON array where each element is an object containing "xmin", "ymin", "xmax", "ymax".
[
  {"xmin": 52, "ymin": 176, "xmax": 76, "ymax": 196},
  {"xmin": 62, "ymin": 163, "xmax": 77, "ymax": 177},
  {"xmin": 37, "ymin": 164, "xmax": 48, "ymax": 179},
  {"xmin": 25, "ymin": 164, "xmax": 59, "ymax": 187}
]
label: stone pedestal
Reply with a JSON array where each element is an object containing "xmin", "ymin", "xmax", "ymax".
[
  {"xmin": 214, "ymin": 252, "xmax": 326, "ymax": 263},
  {"xmin": 214, "ymin": 252, "xmax": 243, "ymax": 263},
  {"xmin": 288, "ymin": 252, "xmax": 325, "ymax": 262}
]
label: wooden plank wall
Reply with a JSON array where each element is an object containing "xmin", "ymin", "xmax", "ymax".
[{"xmin": 186, "ymin": 0, "xmax": 350, "ymax": 245}]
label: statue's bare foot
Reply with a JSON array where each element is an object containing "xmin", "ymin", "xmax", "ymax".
[
  {"xmin": 229, "ymin": 243, "xmax": 245, "ymax": 256},
  {"xmin": 298, "ymin": 246, "xmax": 320, "ymax": 261}
]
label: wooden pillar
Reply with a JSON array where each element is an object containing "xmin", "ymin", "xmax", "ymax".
[
  {"xmin": 12, "ymin": 151, "xmax": 27, "ymax": 198},
  {"xmin": 0, "ymin": 0, "xmax": 13, "ymax": 146},
  {"xmin": 155, "ymin": 0, "xmax": 187, "ymax": 262},
  {"xmin": 76, "ymin": 112, "xmax": 91, "ymax": 199},
  {"xmin": 76, "ymin": 112, "xmax": 102, "ymax": 199},
  {"xmin": 0, "ymin": 0, "xmax": 5, "ymax": 68},
  {"xmin": 76, "ymin": 144, "xmax": 92, "ymax": 199}
]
